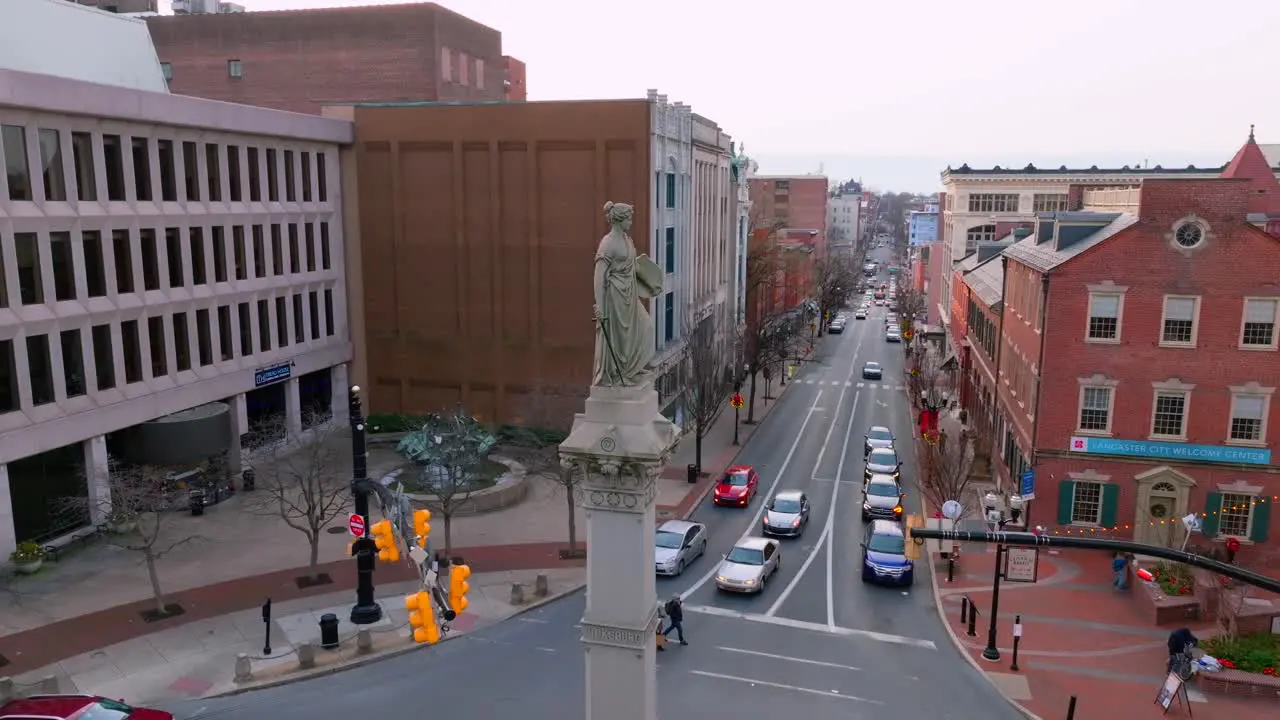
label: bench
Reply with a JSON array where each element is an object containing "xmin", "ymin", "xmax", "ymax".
[{"xmin": 42, "ymin": 524, "xmax": 107, "ymax": 563}]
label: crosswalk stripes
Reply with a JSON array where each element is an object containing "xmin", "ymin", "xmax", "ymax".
[{"xmin": 797, "ymin": 379, "xmax": 904, "ymax": 390}]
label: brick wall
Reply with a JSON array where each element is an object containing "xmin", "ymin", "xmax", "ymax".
[
  {"xmin": 503, "ymin": 56, "xmax": 527, "ymax": 101},
  {"xmin": 148, "ymin": 4, "xmax": 505, "ymax": 115}
]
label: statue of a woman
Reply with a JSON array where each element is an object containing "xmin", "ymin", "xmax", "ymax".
[{"xmin": 593, "ymin": 202, "xmax": 662, "ymax": 386}]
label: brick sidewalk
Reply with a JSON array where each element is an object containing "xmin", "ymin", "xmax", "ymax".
[{"xmin": 928, "ymin": 545, "xmax": 1276, "ymax": 719}]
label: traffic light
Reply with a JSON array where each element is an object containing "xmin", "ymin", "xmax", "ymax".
[
  {"xmin": 371, "ymin": 519, "xmax": 400, "ymax": 563},
  {"xmin": 413, "ymin": 509, "xmax": 432, "ymax": 550},
  {"xmin": 404, "ymin": 591, "xmax": 440, "ymax": 644},
  {"xmin": 449, "ymin": 564, "xmax": 472, "ymax": 614}
]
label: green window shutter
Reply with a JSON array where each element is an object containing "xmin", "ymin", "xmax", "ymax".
[
  {"xmin": 1100, "ymin": 484, "xmax": 1120, "ymax": 529},
  {"xmin": 1057, "ymin": 480, "xmax": 1076, "ymax": 525},
  {"xmin": 1248, "ymin": 497, "xmax": 1271, "ymax": 542},
  {"xmin": 1201, "ymin": 492, "xmax": 1222, "ymax": 538}
]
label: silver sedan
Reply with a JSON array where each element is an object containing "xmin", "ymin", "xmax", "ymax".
[
  {"xmin": 715, "ymin": 537, "xmax": 781, "ymax": 593},
  {"xmin": 654, "ymin": 520, "xmax": 707, "ymax": 576}
]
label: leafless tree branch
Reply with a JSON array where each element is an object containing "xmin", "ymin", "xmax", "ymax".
[{"xmin": 681, "ymin": 311, "xmax": 729, "ymax": 472}]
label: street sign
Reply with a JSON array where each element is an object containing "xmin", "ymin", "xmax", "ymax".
[
  {"xmin": 941, "ymin": 500, "xmax": 963, "ymax": 520},
  {"xmin": 348, "ymin": 513, "xmax": 367, "ymax": 538},
  {"xmin": 1020, "ymin": 469, "xmax": 1036, "ymax": 501},
  {"xmin": 730, "ymin": 393, "xmax": 744, "ymax": 409},
  {"xmin": 1003, "ymin": 547, "xmax": 1040, "ymax": 582}
]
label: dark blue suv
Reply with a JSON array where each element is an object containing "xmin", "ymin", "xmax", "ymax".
[{"xmin": 860, "ymin": 519, "xmax": 913, "ymax": 586}]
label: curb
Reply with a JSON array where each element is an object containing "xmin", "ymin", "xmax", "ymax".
[
  {"xmin": 926, "ymin": 553, "xmax": 1045, "ymax": 720},
  {"xmin": 205, "ymin": 582, "xmax": 586, "ymax": 699}
]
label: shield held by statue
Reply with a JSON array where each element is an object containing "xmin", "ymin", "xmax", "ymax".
[{"xmin": 635, "ymin": 254, "xmax": 663, "ymax": 299}]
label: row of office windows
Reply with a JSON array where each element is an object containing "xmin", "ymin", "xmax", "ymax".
[
  {"xmin": 1086, "ymin": 293, "xmax": 1279, "ymax": 349},
  {"xmin": 0, "ymin": 223, "xmax": 334, "ymax": 307},
  {"xmin": 1, "ymin": 124, "xmax": 327, "ymax": 205},
  {"xmin": 0, "ymin": 290, "xmax": 337, "ymax": 414}
]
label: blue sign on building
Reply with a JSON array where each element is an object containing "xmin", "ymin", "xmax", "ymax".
[
  {"xmin": 908, "ymin": 212, "xmax": 938, "ymax": 246},
  {"xmin": 254, "ymin": 361, "xmax": 293, "ymax": 388},
  {"xmin": 1020, "ymin": 469, "xmax": 1035, "ymax": 500},
  {"xmin": 1069, "ymin": 436, "xmax": 1272, "ymax": 466}
]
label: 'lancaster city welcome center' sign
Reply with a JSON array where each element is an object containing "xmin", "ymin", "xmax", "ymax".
[{"xmin": 1069, "ymin": 436, "xmax": 1272, "ymax": 466}]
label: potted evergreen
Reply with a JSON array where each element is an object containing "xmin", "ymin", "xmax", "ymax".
[
  {"xmin": 106, "ymin": 508, "xmax": 138, "ymax": 534},
  {"xmin": 10, "ymin": 541, "xmax": 46, "ymax": 574}
]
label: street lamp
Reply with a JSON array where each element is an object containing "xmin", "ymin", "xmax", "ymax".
[
  {"xmin": 981, "ymin": 492, "xmax": 1009, "ymax": 662},
  {"xmin": 348, "ymin": 385, "xmax": 384, "ymax": 625}
]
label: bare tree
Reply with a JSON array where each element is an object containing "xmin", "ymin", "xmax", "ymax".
[
  {"xmin": 246, "ymin": 415, "xmax": 350, "ymax": 585},
  {"xmin": 916, "ymin": 425, "xmax": 982, "ymax": 521},
  {"xmin": 503, "ymin": 426, "xmax": 583, "ymax": 558},
  {"xmin": 894, "ymin": 284, "xmax": 927, "ymax": 332},
  {"xmin": 90, "ymin": 461, "xmax": 201, "ymax": 618},
  {"xmin": 813, "ymin": 255, "xmax": 857, "ymax": 333},
  {"xmin": 742, "ymin": 214, "xmax": 802, "ymax": 424},
  {"xmin": 396, "ymin": 408, "xmax": 495, "ymax": 557},
  {"xmin": 682, "ymin": 312, "xmax": 728, "ymax": 472}
]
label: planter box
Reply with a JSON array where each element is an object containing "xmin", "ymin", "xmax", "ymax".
[
  {"xmin": 1198, "ymin": 669, "xmax": 1280, "ymax": 699},
  {"xmin": 1133, "ymin": 576, "xmax": 1201, "ymax": 625}
]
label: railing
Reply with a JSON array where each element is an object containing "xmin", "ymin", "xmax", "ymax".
[{"xmin": 1081, "ymin": 187, "xmax": 1139, "ymax": 211}]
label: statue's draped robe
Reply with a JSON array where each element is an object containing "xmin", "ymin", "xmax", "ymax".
[{"xmin": 593, "ymin": 231, "xmax": 653, "ymax": 386}]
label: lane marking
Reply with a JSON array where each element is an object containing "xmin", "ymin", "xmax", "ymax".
[
  {"xmin": 766, "ymin": 333, "xmax": 862, "ymax": 619},
  {"xmin": 684, "ymin": 604, "xmax": 937, "ymax": 649},
  {"xmin": 681, "ymin": 390, "xmax": 827, "ymax": 600},
  {"xmin": 689, "ymin": 670, "xmax": 884, "ymax": 705},
  {"xmin": 717, "ymin": 646, "xmax": 862, "ymax": 672},
  {"xmin": 518, "ymin": 617, "xmax": 549, "ymax": 624},
  {"xmin": 827, "ymin": 389, "xmax": 860, "ymax": 628}
]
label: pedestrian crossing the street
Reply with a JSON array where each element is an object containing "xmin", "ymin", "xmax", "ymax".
[{"xmin": 796, "ymin": 379, "xmax": 905, "ymax": 391}]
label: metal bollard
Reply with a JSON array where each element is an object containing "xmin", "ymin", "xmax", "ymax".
[
  {"xmin": 1066, "ymin": 695, "xmax": 1077, "ymax": 720},
  {"xmin": 966, "ymin": 601, "xmax": 978, "ymax": 637},
  {"xmin": 0, "ymin": 677, "xmax": 14, "ymax": 704},
  {"xmin": 960, "ymin": 596, "xmax": 969, "ymax": 624},
  {"xmin": 357, "ymin": 628, "xmax": 373, "ymax": 654},
  {"xmin": 535, "ymin": 574, "xmax": 549, "ymax": 597},
  {"xmin": 947, "ymin": 554, "xmax": 955, "ymax": 583},
  {"xmin": 511, "ymin": 582, "xmax": 526, "ymax": 605},
  {"xmin": 1011, "ymin": 615, "xmax": 1023, "ymax": 671}
]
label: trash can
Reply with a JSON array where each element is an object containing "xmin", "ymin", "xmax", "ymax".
[
  {"xmin": 319, "ymin": 613, "xmax": 340, "ymax": 649},
  {"xmin": 242, "ymin": 468, "xmax": 256, "ymax": 491},
  {"xmin": 687, "ymin": 464, "xmax": 698, "ymax": 484},
  {"xmin": 189, "ymin": 490, "xmax": 206, "ymax": 516}
]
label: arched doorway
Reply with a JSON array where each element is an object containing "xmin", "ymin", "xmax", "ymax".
[{"xmin": 1134, "ymin": 467, "xmax": 1196, "ymax": 547}]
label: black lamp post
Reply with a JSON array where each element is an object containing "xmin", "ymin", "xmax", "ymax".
[{"xmin": 348, "ymin": 386, "xmax": 383, "ymax": 625}]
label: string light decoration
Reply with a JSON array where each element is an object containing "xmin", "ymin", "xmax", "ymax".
[{"xmin": 1040, "ymin": 495, "xmax": 1278, "ymax": 536}]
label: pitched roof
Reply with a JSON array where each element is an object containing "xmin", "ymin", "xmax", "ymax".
[
  {"xmin": 1221, "ymin": 129, "xmax": 1280, "ymax": 214},
  {"xmin": 1002, "ymin": 214, "xmax": 1140, "ymax": 273},
  {"xmin": 964, "ymin": 256, "xmax": 1004, "ymax": 308},
  {"xmin": 955, "ymin": 252, "xmax": 982, "ymax": 274}
]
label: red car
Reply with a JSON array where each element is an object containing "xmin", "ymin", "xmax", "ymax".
[
  {"xmin": 0, "ymin": 694, "xmax": 172, "ymax": 719},
  {"xmin": 713, "ymin": 465, "xmax": 759, "ymax": 507}
]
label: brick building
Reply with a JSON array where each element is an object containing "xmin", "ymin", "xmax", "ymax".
[
  {"xmin": 748, "ymin": 175, "xmax": 829, "ymax": 256},
  {"xmin": 955, "ymin": 134, "xmax": 1280, "ymax": 560},
  {"xmin": 323, "ymin": 96, "xmax": 700, "ymax": 429},
  {"xmin": 147, "ymin": 3, "xmax": 524, "ymax": 115}
]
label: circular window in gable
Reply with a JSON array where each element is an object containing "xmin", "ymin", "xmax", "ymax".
[{"xmin": 1174, "ymin": 222, "xmax": 1205, "ymax": 248}]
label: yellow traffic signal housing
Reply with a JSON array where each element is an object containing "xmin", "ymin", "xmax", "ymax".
[
  {"xmin": 371, "ymin": 519, "xmax": 400, "ymax": 563},
  {"xmin": 449, "ymin": 564, "xmax": 472, "ymax": 614},
  {"xmin": 413, "ymin": 509, "xmax": 432, "ymax": 550},
  {"xmin": 404, "ymin": 591, "xmax": 440, "ymax": 644},
  {"xmin": 904, "ymin": 514, "xmax": 923, "ymax": 561}
]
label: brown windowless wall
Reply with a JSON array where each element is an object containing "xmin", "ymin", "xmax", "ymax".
[{"xmin": 329, "ymin": 100, "xmax": 653, "ymax": 428}]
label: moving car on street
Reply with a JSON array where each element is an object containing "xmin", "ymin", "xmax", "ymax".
[
  {"xmin": 885, "ymin": 327, "xmax": 901, "ymax": 342},
  {"xmin": 654, "ymin": 519, "xmax": 708, "ymax": 576},
  {"xmin": 863, "ymin": 425, "xmax": 895, "ymax": 456},
  {"xmin": 714, "ymin": 465, "xmax": 759, "ymax": 507},
  {"xmin": 762, "ymin": 490, "xmax": 810, "ymax": 537},
  {"xmin": 860, "ymin": 520, "xmax": 914, "ymax": 586},
  {"xmin": 1, "ymin": 695, "xmax": 173, "ymax": 719},
  {"xmin": 862, "ymin": 361, "xmax": 882, "ymax": 380},
  {"xmin": 854, "ymin": 308, "xmax": 867, "ymax": 320},
  {"xmin": 861, "ymin": 476, "xmax": 905, "ymax": 521},
  {"xmin": 715, "ymin": 537, "xmax": 781, "ymax": 593},
  {"xmin": 864, "ymin": 447, "xmax": 901, "ymax": 480},
  {"xmin": 829, "ymin": 319, "xmax": 845, "ymax": 334}
]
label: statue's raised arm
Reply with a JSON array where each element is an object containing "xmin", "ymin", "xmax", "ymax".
[{"xmin": 592, "ymin": 202, "xmax": 662, "ymax": 387}]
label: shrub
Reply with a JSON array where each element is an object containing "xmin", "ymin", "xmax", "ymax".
[
  {"xmin": 1150, "ymin": 561, "xmax": 1195, "ymax": 596},
  {"xmin": 9, "ymin": 541, "xmax": 45, "ymax": 563},
  {"xmin": 1202, "ymin": 632, "xmax": 1280, "ymax": 674}
]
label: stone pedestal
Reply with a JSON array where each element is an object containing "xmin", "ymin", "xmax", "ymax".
[{"xmin": 559, "ymin": 378, "xmax": 679, "ymax": 720}]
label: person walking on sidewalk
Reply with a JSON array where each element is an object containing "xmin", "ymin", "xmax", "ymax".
[
  {"xmin": 1112, "ymin": 552, "xmax": 1128, "ymax": 590},
  {"xmin": 662, "ymin": 594, "xmax": 688, "ymax": 646}
]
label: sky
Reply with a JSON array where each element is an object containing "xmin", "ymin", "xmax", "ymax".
[{"xmin": 165, "ymin": 0, "xmax": 1279, "ymax": 191}]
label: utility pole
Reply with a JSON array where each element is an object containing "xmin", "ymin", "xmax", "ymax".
[{"xmin": 348, "ymin": 386, "xmax": 383, "ymax": 625}]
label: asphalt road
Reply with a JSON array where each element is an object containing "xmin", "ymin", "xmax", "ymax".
[{"xmin": 164, "ymin": 248, "xmax": 1021, "ymax": 719}]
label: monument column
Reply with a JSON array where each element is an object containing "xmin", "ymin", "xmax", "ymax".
[{"xmin": 560, "ymin": 383, "xmax": 678, "ymax": 720}]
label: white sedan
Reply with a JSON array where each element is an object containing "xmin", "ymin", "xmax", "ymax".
[{"xmin": 715, "ymin": 537, "xmax": 781, "ymax": 594}]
